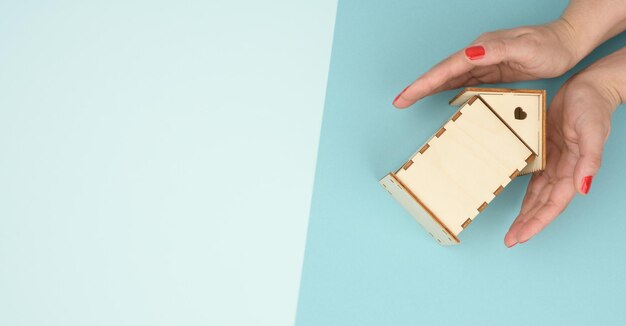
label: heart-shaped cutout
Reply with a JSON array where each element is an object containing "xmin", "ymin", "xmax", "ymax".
[{"xmin": 514, "ymin": 107, "xmax": 527, "ymax": 120}]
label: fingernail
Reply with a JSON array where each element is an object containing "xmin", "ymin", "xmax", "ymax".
[
  {"xmin": 393, "ymin": 86, "xmax": 409, "ymax": 105},
  {"xmin": 581, "ymin": 176, "xmax": 593, "ymax": 194},
  {"xmin": 507, "ymin": 242, "xmax": 517, "ymax": 248},
  {"xmin": 465, "ymin": 45, "xmax": 485, "ymax": 60}
]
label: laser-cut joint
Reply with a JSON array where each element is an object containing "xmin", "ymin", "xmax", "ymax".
[
  {"xmin": 402, "ymin": 160, "xmax": 414, "ymax": 170},
  {"xmin": 435, "ymin": 128, "xmax": 446, "ymax": 138},
  {"xmin": 477, "ymin": 202, "xmax": 488, "ymax": 212}
]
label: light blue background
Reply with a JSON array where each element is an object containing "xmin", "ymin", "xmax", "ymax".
[
  {"xmin": 0, "ymin": 1, "xmax": 337, "ymax": 325},
  {"xmin": 297, "ymin": 0, "xmax": 626, "ymax": 325}
]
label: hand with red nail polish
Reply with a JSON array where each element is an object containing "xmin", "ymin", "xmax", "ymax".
[
  {"xmin": 393, "ymin": 0, "xmax": 626, "ymax": 108},
  {"xmin": 392, "ymin": 21, "xmax": 578, "ymax": 108},
  {"xmin": 504, "ymin": 46, "xmax": 626, "ymax": 247}
]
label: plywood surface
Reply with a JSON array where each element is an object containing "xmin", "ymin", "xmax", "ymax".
[
  {"xmin": 450, "ymin": 88, "xmax": 545, "ymax": 174},
  {"xmin": 380, "ymin": 174, "xmax": 458, "ymax": 245},
  {"xmin": 394, "ymin": 97, "xmax": 532, "ymax": 236}
]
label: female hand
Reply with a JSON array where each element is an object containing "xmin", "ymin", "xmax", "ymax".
[
  {"xmin": 392, "ymin": 0, "xmax": 626, "ymax": 108},
  {"xmin": 504, "ymin": 47, "xmax": 626, "ymax": 247},
  {"xmin": 392, "ymin": 19, "xmax": 578, "ymax": 108}
]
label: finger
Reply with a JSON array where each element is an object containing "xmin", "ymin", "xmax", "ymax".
[
  {"xmin": 429, "ymin": 64, "xmax": 509, "ymax": 95},
  {"xmin": 515, "ymin": 179, "xmax": 576, "ymax": 244},
  {"xmin": 504, "ymin": 176, "xmax": 551, "ymax": 247},
  {"xmin": 518, "ymin": 174, "xmax": 546, "ymax": 215},
  {"xmin": 430, "ymin": 74, "xmax": 478, "ymax": 95},
  {"xmin": 505, "ymin": 201, "xmax": 545, "ymax": 247},
  {"xmin": 505, "ymin": 139, "xmax": 564, "ymax": 247},
  {"xmin": 464, "ymin": 38, "xmax": 531, "ymax": 66},
  {"xmin": 393, "ymin": 37, "xmax": 533, "ymax": 108},
  {"xmin": 504, "ymin": 218, "xmax": 524, "ymax": 247},
  {"xmin": 393, "ymin": 51, "xmax": 473, "ymax": 108},
  {"xmin": 467, "ymin": 65, "xmax": 505, "ymax": 84},
  {"xmin": 572, "ymin": 117, "xmax": 610, "ymax": 195},
  {"xmin": 511, "ymin": 147, "xmax": 578, "ymax": 244},
  {"xmin": 515, "ymin": 205, "xmax": 564, "ymax": 244}
]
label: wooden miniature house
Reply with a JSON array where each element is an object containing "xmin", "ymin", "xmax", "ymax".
[{"xmin": 380, "ymin": 88, "xmax": 546, "ymax": 245}]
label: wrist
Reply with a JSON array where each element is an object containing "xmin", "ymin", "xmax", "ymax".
[
  {"xmin": 558, "ymin": 0, "xmax": 626, "ymax": 64},
  {"xmin": 546, "ymin": 17, "xmax": 586, "ymax": 67},
  {"xmin": 570, "ymin": 48, "xmax": 626, "ymax": 113}
]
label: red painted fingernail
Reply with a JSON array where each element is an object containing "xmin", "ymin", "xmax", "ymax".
[
  {"xmin": 465, "ymin": 45, "xmax": 485, "ymax": 60},
  {"xmin": 393, "ymin": 86, "xmax": 409, "ymax": 105},
  {"xmin": 581, "ymin": 176, "xmax": 593, "ymax": 194}
]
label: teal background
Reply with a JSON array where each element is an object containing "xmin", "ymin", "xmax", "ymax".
[{"xmin": 297, "ymin": 0, "xmax": 626, "ymax": 325}]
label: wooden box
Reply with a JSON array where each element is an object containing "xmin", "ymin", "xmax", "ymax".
[{"xmin": 380, "ymin": 88, "xmax": 546, "ymax": 245}]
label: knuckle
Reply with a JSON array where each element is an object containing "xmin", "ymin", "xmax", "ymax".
[
  {"xmin": 586, "ymin": 156, "xmax": 603, "ymax": 171},
  {"xmin": 422, "ymin": 77, "xmax": 439, "ymax": 93},
  {"xmin": 516, "ymin": 34, "xmax": 539, "ymax": 48},
  {"xmin": 489, "ymin": 39, "xmax": 508, "ymax": 58},
  {"xmin": 476, "ymin": 31, "xmax": 493, "ymax": 41}
]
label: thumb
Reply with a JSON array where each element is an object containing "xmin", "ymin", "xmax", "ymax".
[
  {"xmin": 573, "ymin": 118, "xmax": 610, "ymax": 195},
  {"xmin": 463, "ymin": 37, "xmax": 531, "ymax": 65}
]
